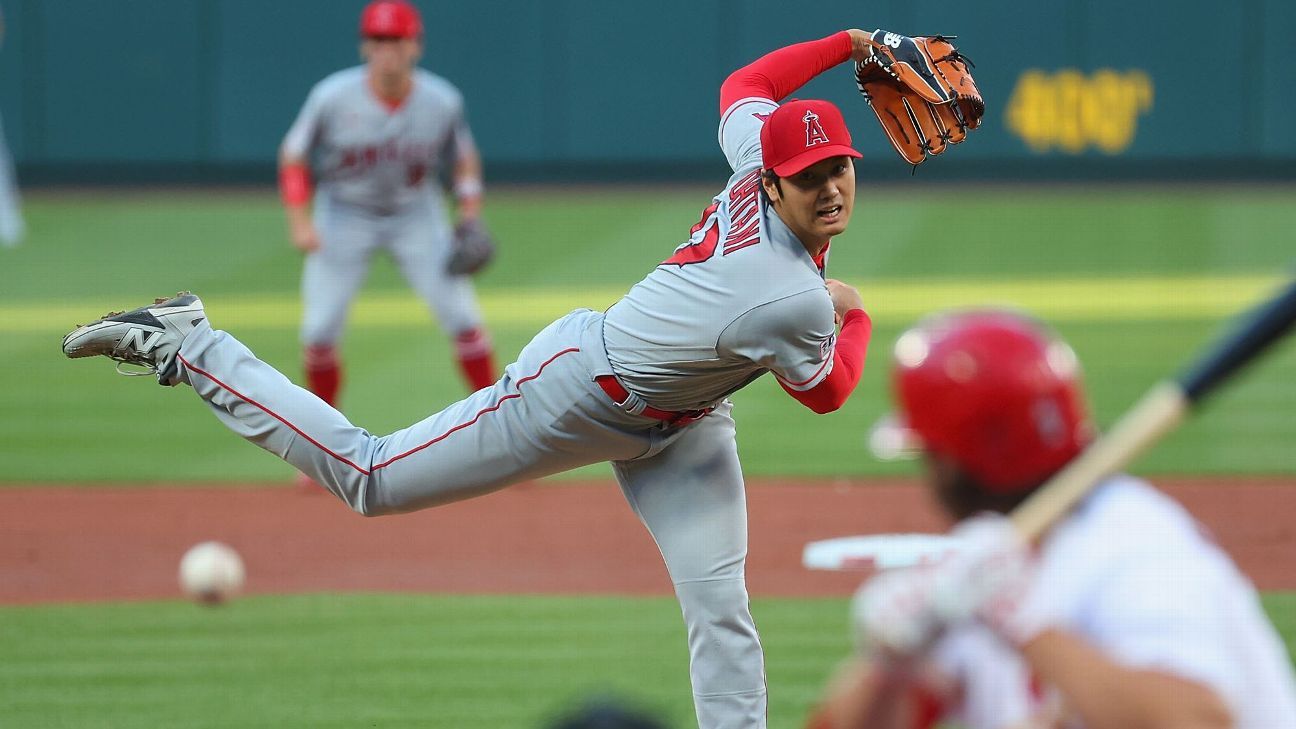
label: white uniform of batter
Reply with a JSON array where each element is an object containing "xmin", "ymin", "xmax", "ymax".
[{"xmin": 905, "ymin": 476, "xmax": 1296, "ymax": 728}]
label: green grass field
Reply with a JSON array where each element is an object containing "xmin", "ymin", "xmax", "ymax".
[
  {"xmin": 1, "ymin": 185, "xmax": 1293, "ymax": 727},
  {"xmin": 2, "ymin": 186, "xmax": 1294, "ymax": 482},
  {"xmin": 1, "ymin": 592, "xmax": 1293, "ymax": 728}
]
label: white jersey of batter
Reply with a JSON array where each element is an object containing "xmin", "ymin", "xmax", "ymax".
[
  {"xmin": 282, "ymin": 65, "xmax": 473, "ymax": 215},
  {"xmin": 603, "ymin": 96, "xmax": 837, "ymax": 412},
  {"xmin": 925, "ymin": 475, "xmax": 1296, "ymax": 728}
]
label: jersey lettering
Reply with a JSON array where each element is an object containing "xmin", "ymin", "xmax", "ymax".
[
  {"xmin": 662, "ymin": 200, "xmax": 722, "ymax": 266},
  {"xmin": 727, "ymin": 168, "xmax": 762, "ymax": 203},
  {"xmin": 337, "ymin": 141, "xmax": 435, "ymax": 186},
  {"xmin": 407, "ymin": 163, "xmax": 427, "ymax": 187},
  {"xmin": 662, "ymin": 169, "xmax": 766, "ymax": 266},
  {"xmin": 723, "ymin": 169, "xmax": 763, "ymax": 255}
]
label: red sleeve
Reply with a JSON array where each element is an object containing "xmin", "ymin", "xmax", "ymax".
[
  {"xmin": 719, "ymin": 31, "xmax": 854, "ymax": 114},
  {"xmin": 782, "ymin": 308, "xmax": 871, "ymax": 414},
  {"xmin": 279, "ymin": 163, "xmax": 312, "ymax": 207}
]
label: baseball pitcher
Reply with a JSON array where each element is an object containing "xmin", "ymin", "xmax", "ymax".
[
  {"xmin": 279, "ymin": 0, "xmax": 496, "ymax": 410},
  {"xmin": 64, "ymin": 28, "xmax": 951, "ymax": 729}
]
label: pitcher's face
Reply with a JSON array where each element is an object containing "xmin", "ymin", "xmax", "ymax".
[{"xmin": 765, "ymin": 156, "xmax": 856, "ymax": 248}]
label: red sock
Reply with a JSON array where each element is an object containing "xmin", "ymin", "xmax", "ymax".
[
  {"xmin": 304, "ymin": 344, "xmax": 342, "ymax": 407},
  {"xmin": 454, "ymin": 328, "xmax": 496, "ymax": 392}
]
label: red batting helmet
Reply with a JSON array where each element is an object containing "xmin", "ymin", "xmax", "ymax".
[
  {"xmin": 360, "ymin": 1, "xmax": 423, "ymax": 39},
  {"xmin": 871, "ymin": 309, "xmax": 1093, "ymax": 493}
]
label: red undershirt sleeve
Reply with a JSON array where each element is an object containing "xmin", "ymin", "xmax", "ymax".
[
  {"xmin": 719, "ymin": 31, "xmax": 854, "ymax": 113},
  {"xmin": 782, "ymin": 308, "xmax": 872, "ymax": 414}
]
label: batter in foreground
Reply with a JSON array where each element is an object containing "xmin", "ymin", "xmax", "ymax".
[
  {"xmin": 809, "ymin": 310, "xmax": 1296, "ymax": 729},
  {"xmin": 65, "ymin": 28, "xmax": 890, "ymax": 729}
]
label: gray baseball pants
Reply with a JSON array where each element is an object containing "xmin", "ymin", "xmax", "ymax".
[{"xmin": 174, "ymin": 308, "xmax": 766, "ymax": 729}]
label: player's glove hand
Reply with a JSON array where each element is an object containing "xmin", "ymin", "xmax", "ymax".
[
  {"xmin": 855, "ymin": 31, "xmax": 984, "ymax": 166},
  {"xmin": 446, "ymin": 218, "xmax": 496, "ymax": 276},
  {"xmin": 852, "ymin": 513, "xmax": 1045, "ymax": 657}
]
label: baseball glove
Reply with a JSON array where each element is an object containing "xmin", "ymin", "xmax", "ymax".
[
  {"xmin": 855, "ymin": 30, "xmax": 984, "ymax": 166},
  {"xmin": 446, "ymin": 218, "xmax": 496, "ymax": 276}
]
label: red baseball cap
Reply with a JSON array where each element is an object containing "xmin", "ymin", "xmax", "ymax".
[
  {"xmin": 360, "ymin": 0, "xmax": 423, "ymax": 39},
  {"xmin": 761, "ymin": 99, "xmax": 862, "ymax": 177}
]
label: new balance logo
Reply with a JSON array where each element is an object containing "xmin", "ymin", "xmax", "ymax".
[{"xmin": 119, "ymin": 327, "xmax": 165, "ymax": 354}]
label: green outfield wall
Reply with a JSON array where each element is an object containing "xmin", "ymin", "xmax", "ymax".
[{"xmin": 1, "ymin": 0, "xmax": 1293, "ymax": 182}]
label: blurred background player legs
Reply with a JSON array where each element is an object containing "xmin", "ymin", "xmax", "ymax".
[
  {"xmin": 0, "ymin": 2, "xmax": 23, "ymax": 249},
  {"xmin": 278, "ymin": 0, "xmax": 498, "ymax": 490},
  {"xmin": 388, "ymin": 203, "xmax": 494, "ymax": 391},
  {"xmin": 0, "ymin": 112, "xmax": 21, "ymax": 248},
  {"xmin": 298, "ymin": 201, "xmax": 495, "ymax": 406},
  {"xmin": 297, "ymin": 199, "xmax": 381, "ymax": 409}
]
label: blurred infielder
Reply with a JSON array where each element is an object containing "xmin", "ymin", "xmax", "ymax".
[
  {"xmin": 279, "ymin": 0, "xmax": 496, "ymax": 408},
  {"xmin": 60, "ymin": 27, "xmax": 957, "ymax": 729},
  {"xmin": 809, "ymin": 311, "xmax": 1296, "ymax": 729},
  {"xmin": 0, "ymin": 6, "xmax": 25, "ymax": 248}
]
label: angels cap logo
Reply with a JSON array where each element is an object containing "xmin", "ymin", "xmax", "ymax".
[{"xmin": 804, "ymin": 109, "xmax": 830, "ymax": 148}]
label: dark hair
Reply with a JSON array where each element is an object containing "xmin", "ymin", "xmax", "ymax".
[
  {"xmin": 760, "ymin": 169, "xmax": 782, "ymax": 202},
  {"xmin": 928, "ymin": 454, "xmax": 1037, "ymax": 521}
]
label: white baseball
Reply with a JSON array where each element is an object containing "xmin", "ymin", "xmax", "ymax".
[{"xmin": 178, "ymin": 541, "xmax": 246, "ymax": 605}]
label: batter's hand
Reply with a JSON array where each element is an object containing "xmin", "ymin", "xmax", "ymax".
[
  {"xmin": 826, "ymin": 279, "xmax": 864, "ymax": 328},
  {"xmin": 288, "ymin": 215, "xmax": 321, "ymax": 253},
  {"xmin": 852, "ymin": 514, "xmax": 1042, "ymax": 657}
]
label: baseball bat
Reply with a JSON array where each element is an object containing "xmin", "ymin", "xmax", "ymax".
[{"xmin": 1010, "ymin": 276, "xmax": 1296, "ymax": 540}]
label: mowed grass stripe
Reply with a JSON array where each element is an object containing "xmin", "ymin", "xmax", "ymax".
[{"xmin": 3, "ymin": 274, "xmax": 1284, "ymax": 332}]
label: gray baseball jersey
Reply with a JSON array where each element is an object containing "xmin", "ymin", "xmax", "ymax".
[
  {"xmin": 283, "ymin": 66, "xmax": 484, "ymax": 343},
  {"xmin": 604, "ymin": 95, "xmax": 836, "ymax": 412},
  {"xmin": 283, "ymin": 66, "xmax": 474, "ymax": 215},
  {"xmin": 166, "ymin": 93, "xmax": 849, "ymax": 729}
]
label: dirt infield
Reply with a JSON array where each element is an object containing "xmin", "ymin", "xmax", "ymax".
[{"xmin": 1, "ymin": 478, "xmax": 1292, "ymax": 604}]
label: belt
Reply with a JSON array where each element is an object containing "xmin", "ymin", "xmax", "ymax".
[{"xmin": 594, "ymin": 375, "xmax": 713, "ymax": 427}]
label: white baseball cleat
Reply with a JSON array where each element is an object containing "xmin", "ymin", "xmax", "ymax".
[{"xmin": 62, "ymin": 292, "xmax": 206, "ymax": 386}]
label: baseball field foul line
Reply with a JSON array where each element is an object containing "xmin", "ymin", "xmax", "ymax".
[{"xmin": 1, "ymin": 274, "xmax": 1283, "ymax": 332}]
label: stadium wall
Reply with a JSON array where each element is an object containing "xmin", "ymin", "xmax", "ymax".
[{"xmin": 0, "ymin": 0, "xmax": 1292, "ymax": 183}]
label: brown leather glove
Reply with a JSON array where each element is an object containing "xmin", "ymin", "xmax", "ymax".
[{"xmin": 855, "ymin": 31, "xmax": 985, "ymax": 166}]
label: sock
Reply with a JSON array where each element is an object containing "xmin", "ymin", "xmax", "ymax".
[
  {"xmin": 304, "ymin": 344, "xmax": 342, "ymax": 407},
  {"xmin": 454, "ymin": 328, "xmax": 496, "ymax": 392}
]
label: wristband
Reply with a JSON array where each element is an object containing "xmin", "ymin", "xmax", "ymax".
[
  {"xmin": 279, "ymin": 164, "xmax": 312, "ymax": 207},
  {"xmin": 453, "ymin": 177, "xmax": 483, "ymax": 202}
]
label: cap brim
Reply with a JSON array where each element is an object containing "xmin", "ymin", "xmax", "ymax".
[
  {"xmin": 770, "ymin": 144, "xmax": 862, "ymax": 177},
  {"xmin": 867, "ymin": 412, "xmax": 923, "ymax": 461}
]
